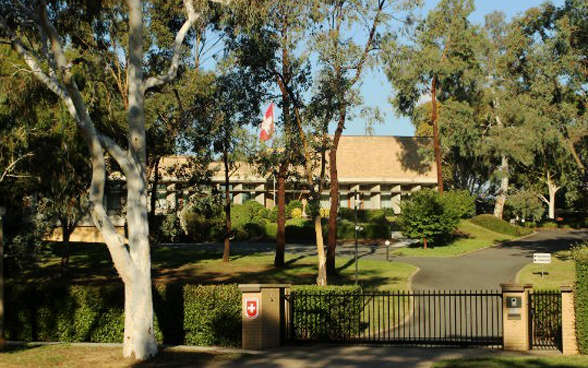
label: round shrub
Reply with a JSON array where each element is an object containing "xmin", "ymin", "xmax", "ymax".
[
  {"xmin": 399, "ymin": 189, "xmax": 459, "ymax": 246},
  {"xmin": 181, "ymin": 195, "xmax": 224, "ymax": 241},
  {"xmin": 442, "ymin": 190, "xmax": 476, "ymax": 219},
  {"xmin": 286, "ymin": 200, "xmax": 303, "ymax": 218},
  {"xmin": 507, "ymin": 190, "xmax": 544, "ymax": 223},
  {"xmin": 291, "ymin": 207, "xmax": 303, "ymax": 219}
]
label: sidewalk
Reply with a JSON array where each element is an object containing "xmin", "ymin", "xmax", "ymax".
[{"xmin": 208, "ymin": 344, "xmax": 562, "ymax": 368}]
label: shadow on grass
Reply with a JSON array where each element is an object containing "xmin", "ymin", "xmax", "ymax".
[
  {"xmin": 0, "ymin": 343, "xmax": 44, "ymax": 354},
  {"xmin": 132, "ymin": 350, "xmax": 243, "ymax": 368},
  {"xmin": 436, "ymin": 357, "xmax": 582, "ymax": 368}
]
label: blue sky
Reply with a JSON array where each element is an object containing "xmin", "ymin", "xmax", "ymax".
[{"xmin": 343, "ymin": 0, "xmax": 565, "ymax": 137}]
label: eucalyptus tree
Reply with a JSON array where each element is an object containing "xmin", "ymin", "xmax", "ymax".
[
  {"xmin": 385, "ymin": 0, "xmax": 481, "ymax": 193},
  {"xmin": 313, "ymin": 0, "xmax": 418, "ymax": 276},
  {"xmin": 0, "ymin": 0, "xmax": 234, "ymax": 359}
]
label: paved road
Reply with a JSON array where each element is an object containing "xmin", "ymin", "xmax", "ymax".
[
  {"xmin": 401, "ymin": 230, "xmax": 588, "ymax": 290},
  {"xmin": 207, "ymin": 344, "xmax": 562, "ymax": 368},
  {"xmin": 159, "ymin": 229, "xmax": 587, "ymax": 290}
]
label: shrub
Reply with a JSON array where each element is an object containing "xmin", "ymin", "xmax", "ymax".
[
  {"xmin": 470, "ymin": 214, "xmax": 533, "ymax": 237},
  {"xmin": 181, "ymin": 195, "xmax": 224, "ymax": 241},
  {"xmin": 573, "ymin": 244, "xmax": 588, "ymax": 354},
  {"xmin": 286, "ymin": 200, "xmax": 303, "ymax": 218},
  {"xmin": 5, "ymin": 284, "xmax": 241, "ymax": 347},
  {"xmin": 291, "ymin": 208, "xmax": 303, "ymax": 219},
  {"xmin": 399, "ymin": 189, "xmax": 460, "ymax": 246},
  {"xmin": 507, "ymin": 190, "xmax": 545, "ymax": 223},
  {"xmin": 290, "ymin": 285, "xmax": 362, "ymax": 340},
  {"xmin": 442, "ymin": 190, "xmax": 476, "ymax": 219},
  {"xmin": 153, "ymin": 214, "xmax": 185, "ymax": 243}
]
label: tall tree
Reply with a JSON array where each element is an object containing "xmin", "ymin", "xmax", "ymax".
[
  {"xmin": 385, "ymin": 0, "xmax": 480, "ymax": 194},
  {"xmin": 0, "ymin": 0, "xmax": 232, "ymax": 359},
  {"xmin": 315, "ymin": 0, "xmax": 417, "ymax": 276}
]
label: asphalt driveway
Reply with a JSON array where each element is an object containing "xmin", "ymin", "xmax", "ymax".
[{"xmin": 400, "ymin": 230, "xmax": 588, "ymax": 290}]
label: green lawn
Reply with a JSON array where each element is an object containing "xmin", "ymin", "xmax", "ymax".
[
  {"xmin": 9, "ymin": 242, "xmax": 416, "ymax": 291},
  {"xmin": 434, "ymin": 356, "xmax": 588, "ymax": 368},
  {"xmin": 0, "ymin": 344, "xmax": 241, "ymax": 368},
  {"xmin": 517, "ymin": 250, "xmax": 576, "ymax": 289},
  {"xmin": 391, "ymin": 220, "xmax": 515, "ymax": 257}
]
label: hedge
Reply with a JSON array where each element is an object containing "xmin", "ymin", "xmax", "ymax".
[
  {"xmin": 573, "ymin": 245, "xmax": 588, "ymax": 354},
  {"xmin": 470, "ymin": 214, "xmax": 533, "ymax": 237},
  {"xmin": 289, "ymin": 285, "xmax": 362, "ymax": 340},
  {"xmin": 5, "ymin": 284, "xmax": 241, "ymax": 347}
]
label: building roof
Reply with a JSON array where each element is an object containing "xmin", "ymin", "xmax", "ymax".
[{"xmin": 156, "ymin": 135, "xmax": 436, "ymax": 185}]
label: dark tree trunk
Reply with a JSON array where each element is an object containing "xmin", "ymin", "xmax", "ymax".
[
  {"xmin": 223, "ymin": 148, "xmax": 231, "ymax": 263},
  {"xmin": 148, "ymin": 157, "xmax": 161, "ymax": 244},
  {"xmin": 60, "ymin": 221, "xmax": 71, "ymax": 276},
  {"xmin": 275, "ymin": 163, "xmax": 287, "ymax": 267},
  {"xmin": 327, "ymin": 109, "xmax": 346, "ymax": 276},
  {"xmin": 431, "ymin": 76, "xmax": 444, "ymax": 193}
]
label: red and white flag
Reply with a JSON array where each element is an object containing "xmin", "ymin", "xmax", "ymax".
[{"xmin": 260, "ymin": 103, "xmax": 274, "ymax": 142}]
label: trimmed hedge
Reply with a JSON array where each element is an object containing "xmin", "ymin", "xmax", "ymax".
[
  {"xmin": 290, "ymin": 285, "xmax": 362, "ymax": 340},
  {"xmin": 470, "ymin": 214, "xmax": 533, "ymax": 237},
  {"xmin": 573, "ymin": 245, "xmax": 588, "ymax": 354},
  {"xmin": 5, "ymin": 284, "xmax": 241, "ymax": 347}
]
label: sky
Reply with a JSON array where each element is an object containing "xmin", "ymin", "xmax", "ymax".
[{"xmin": 342, "ymin": 0, "xmax": 566, "ymax": 137}]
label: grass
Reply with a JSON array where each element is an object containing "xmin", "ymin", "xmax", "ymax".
[
  {"xmin": 434, "ymin": 356, "xmax": 588, "ymax": 368},
  {"xmin": 8, "ymin": 242, "xmax": 416, "ymax": 291},
  {"xmin": 0, "ymin": 344, "xmax": 241, "ymax": 368},
  {"xmin": 391, "ymin": 220, "xmax": 515, "ymax": 257},
  {"xmin": 517, "ymin": 250, "xmax": 576, "ymax": 289}
]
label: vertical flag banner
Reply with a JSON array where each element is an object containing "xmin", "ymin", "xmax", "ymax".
[{"xmin": 260, "ymin": 103, "xmax": 274, "ymax": 142}]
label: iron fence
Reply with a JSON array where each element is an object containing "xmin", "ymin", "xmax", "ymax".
[
  {"xmin": 284, "ymin": 290, "xmax": 503, "ymax": 347},
  {"xmin": 529, "ymin": 290, "xmax": 562, "ymax": 350}
]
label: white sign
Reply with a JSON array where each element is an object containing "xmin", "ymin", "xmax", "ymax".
[
  {"xmin": 244, "ymin": 297, "xmax": 260, "ymax": 320},
  {"xmin": 533, "ymin": 253, "xmax": 551, "ymax": 264}
]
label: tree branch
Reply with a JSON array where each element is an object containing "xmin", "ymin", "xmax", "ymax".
[
  {"xmin": 0, "ymin": 152, "xmax": 33, "ymax": 184},
  {"xmin": 141, "ymin": 0, "xmax": 201, "ymax": 93}
]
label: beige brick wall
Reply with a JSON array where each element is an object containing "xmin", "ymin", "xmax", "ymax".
[
  {"xmin": 502, "ymin": 284, "xmax": 531, "ymax": 352},
  {"xmin": 561, "ymin": 286, "xmax": 579, "ymax": 355}
]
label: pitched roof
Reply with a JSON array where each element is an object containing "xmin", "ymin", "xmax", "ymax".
[{"xmin": 155, "ymin": 135, "xmax": 436, "ymax": 184}]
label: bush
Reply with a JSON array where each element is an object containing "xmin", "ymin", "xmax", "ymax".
[
  {"xmin": 399, "ymin": 189, "xmax": 460, "ymax": 246},
  {"xmin": 290, "ymin": 285, "xmax": 362, "ymax": 340},
  {"xmin": 573, "ymin": 244, "xmax": 588, "ymax": 354},
  {"xmin": 470, "ymin": 214, "xmax": 533, "ymax": 237},
  {"xmin": 5, "ymin": 284, "xmax": 241, "ymax": 347},
  {"xmin": 286, "ymin": 200, "xmax": 303, "ymax": 218},
  {"xmin": 507, "ymin": 190, "xmax": 545, "ymax": 223},
  {"xmin": 181, "ymin": 195, "xmax": 224, "ymax": 241},
  {"xmin": 442, "ymin": 190, "xmax": 476, "ymax": 219},
  {"xmin": 231, "ymin": 201, "xmax": 271, "ymax": 239},
  {"xmin": 153, "ymin": 214, "xmax": 185, "ymax": 243},
  {"xmin": 291, "ymin": 208, "xmax": 303, "ymax": 219}
]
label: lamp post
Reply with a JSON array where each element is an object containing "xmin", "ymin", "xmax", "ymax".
[
  {"xmin": 354, "ymin": 192, "xmax": 359, "ymax": 285},
  {"xmin": 0, "ymin": 205, "xmax": 6, "ymax": 346}
]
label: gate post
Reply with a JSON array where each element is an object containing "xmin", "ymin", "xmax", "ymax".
[
  {"xmin": 501, "ymin": 283, "xmax": 532, "ymax": 351},
  {"xmin": 239, "ymin": 284, "xmax": 290, "ymax": 350},
  {"xmin": 561, "ymin": 286, "xmax": 579, "ymax": 355}
]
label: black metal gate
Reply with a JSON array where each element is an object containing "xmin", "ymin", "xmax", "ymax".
[
  {"xmin": 284, "ymin": 290, "xmax": 503, "ymax": 347},
  {"xmin": 529, "ymin": 290, "xmax": 562, "ymax": 350}
]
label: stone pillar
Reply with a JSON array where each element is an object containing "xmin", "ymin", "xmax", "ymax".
[
  {"xmin": 239, "ymin": 284, "xmax": 290, "ymax": 350},
  {"xmin": 501, "ymin": 284, "xmax": 532, "ymax": 351},
  {"xmin": 255, "ymin": 183, "xmax": 265, "ymax": 205},
  {"xmin": 371, "ymin": 185, "xmax": 381, "ymax": 210},
  {"xmin": 233, "ymin": 183, "xmax": 243, "ymax": 205},
  {"xmin": 561, "ymin": 286, "xmax": 579, "ymax": 355}
]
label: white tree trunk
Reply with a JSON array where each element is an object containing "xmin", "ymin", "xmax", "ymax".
[
  {"xmin": 314, "ymin": 214, "xmax": 327, "ymax": 285},
  {"xmin": 493, "ymin": 155, "xmax": 509, "ymax": 219}
]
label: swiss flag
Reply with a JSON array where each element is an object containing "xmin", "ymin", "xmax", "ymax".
[
  {"xmin": 245, "ymin": 298, "xmax": 259, "ymax": 320},
  {"xmin": 260, "ymin": 103, "xmax": 274, "ymax": 142}
]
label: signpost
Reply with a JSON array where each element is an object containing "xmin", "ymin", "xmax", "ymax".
[{"xmin": 533, "ymin": 253, "xmax": 551, "ymax": 278}]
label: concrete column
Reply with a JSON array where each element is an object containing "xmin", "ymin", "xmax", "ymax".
[
  {"xmin": 233, "ymin": 183, "xmax": 243, "ymax": 205},
  {"xmin": 166, "ymin": 183, "xmax": 176, "ymax": 212},
  {"xmin": 391, "ymin": 194, "xmax": 401, "ymax": 214},
  {"xmin": 561, "ymin": 286, "xmax": 579, "ymax": 355},
  {"xmin": 255, "ymin": 183, "xmax": 265, "ymax": 205},
  {"xmin": 371, "ymin": 185, "xmax": 381, "ymax": 210},
  {"xmin": 239, "ymin": 284, "xmax": 290, "ymax": 350},
  {"xmin": 501, "ymin": 284, "xmax": 532, "ymax": 351}
]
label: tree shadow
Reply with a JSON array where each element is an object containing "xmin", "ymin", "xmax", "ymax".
[{"xmin": 395, "ymin": 137, "xmax": 433, "ymax": 175}]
